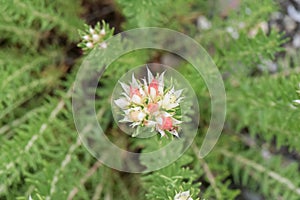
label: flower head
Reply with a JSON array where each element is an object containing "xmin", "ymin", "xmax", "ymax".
[
  {"xmin": 174, "ymin": 190, "xmax": 193, "ymax": 200},
  {"xmin": 114, "ymin": 67, "xmax": 183, "ymax": 137},
  {"xmin": 78, "ymin": 21, "xmax": 114, "ymax": 53}
]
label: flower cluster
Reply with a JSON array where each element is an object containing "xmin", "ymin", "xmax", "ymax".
[
  {"xmin": 174, "ymin": 190, "xmax": 193, "ymax": 200},
  {"xmin": 114, "ymin": 68, "xmax": 183, "ymax": 137},
  {"xmin": 78, "ymin": 21, "xmax": 114, "ymax": 53}
]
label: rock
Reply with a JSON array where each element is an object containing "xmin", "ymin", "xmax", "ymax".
[
  {"xmin": 258, "ymin": 59, "xmax": 278, "ymax": 73},
  {"xmin": 287, "ymin": 4, "xmax": 300, "ymax": 23},
  {"xmin": 240, "ymin": 189, "xmax": 264, "ymax": 200},
  {"xmin": 293, "ymin": 33, "xmax": 300, "ymax": 48},
  {"xmin": 283, "ymin": 15, "xmax": 297, "ymax": 32}
]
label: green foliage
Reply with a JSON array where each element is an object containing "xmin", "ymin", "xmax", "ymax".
[
  {"xmin": 1, "ymin": 0, "xmax": 300, "ymax": 200},
  {"xmin": 226, "ymin": 72, "xmax": 300, "ymax": 151},
  {"xmin": 1, "ymin": 0, "xmax": 83, "ymax": 49},
  {"xmin": 219, "ymin": 134, "xmax": 300, "ymax": 199},
  {"xmin": 142, "ymin": 155, "xmax": 200, "ymax": 200}
]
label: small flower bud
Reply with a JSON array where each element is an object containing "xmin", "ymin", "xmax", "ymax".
[
  {"xmin": 86, "ymin": 42, "xmax": 93, "ymax": 49},
  {"xmin": 174, "ymin": 190, "xmax": 193, "ymax": 200},
  {"xmin": 100, "ymin": 28, "xmax": 106, "ymax": 35},
  {"xmin": 82, "ymin": 35, "xmax": 90, "ymax": 40},
  {"xmin": 99, "ymin": 42, "xmax": 107, "ymax": 49},
  {"xmin": 89, "ymin": 27, "xmax": 95, "ymax": 34},
  {"xmin": 92, "ymin": 34, "xmax": 100, "ymax": 42},
  {"xmin": 161, "ymin": 116, "xmax": 173, "ymax": 130},
  {"xmin": 148, "ymin": 103, "xmax": 159, "ymax": 113}
]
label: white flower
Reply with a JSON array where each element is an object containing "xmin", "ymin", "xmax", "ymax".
[
  {"xmin": 114, "ymin": 67, "xmax": 183, "ymax": 137},
  {"xmin": 174, "ymin": 190, "xmax": 193, "ymax": 200},
  {"xmin": 80, "ymin": 23, "xmax": 109, "ymax": 51},
  {"xmin": 160, "ymin": 87, "xmax": 183, "ymax": 110},
  {"xmin": 120, "ymin": 107, "xmax": 147, "ymax": 127}
]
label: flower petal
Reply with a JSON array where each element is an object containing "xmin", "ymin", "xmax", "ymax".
[
  {"xmin": 157, "ymin": 128, "xmax": 166, "ymax": 137},
  {"xmin": 145, "ymin": 120, "xmax": 156, "ymax": 127},
  {"xmin": 174, "ymin": 89, "xmax": 183, "ymax": 98},
  {"xmin": 147, "ymin": 66, "xmax": 154, "ymax": 83},
  {"xmin": 114, "ymin": 98, "xmax": 129, "ymax": 109},
  {"xmin": 170, "ymin": 129, "xmax": 179, "ymax": 137},
  {"xmin": 150, "ymin": 87, "xmax": 157, "ymax": 100},
  {"xmin": 131, "ymin": 74, "xmax": 139, "ymax": 88},
  {"xmin": 119, "ymin": 81, "xmax": 130, "ymax": 95},
  {"xmin": 132, "ymin": 94, "xmax": 142, "ymax": 104}
]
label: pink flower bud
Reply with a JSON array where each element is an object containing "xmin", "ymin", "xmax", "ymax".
[
  {"xmin": 147, "ymin": 103, "xmax": 159, "ymax": 113},
  {"xmin": 148, "ymin": 79, "xmax": 159, "ymax": 94},
  {"xmin": 130, "ymin": 86, "xmax": 141, "ymax": 98},
  {"xmin": 161, "ymin": 117, "xmax": 173, "ymax": 130}
]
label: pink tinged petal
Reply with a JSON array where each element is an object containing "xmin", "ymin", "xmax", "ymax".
[
  {"xmin": 147, "ymin": 103, "xmax": 159, "ymax": 113},
  {"xmin": 132, "ymin": 94, "xmax": 142, "ymax": 104},
  {"xmin": 161, "ymin": 117, "xmax": 173, "ymax": 130},
  {"xmin": 119, "ymin": 81, "xmax": 130, "ymax": 95},
  {"xmin": 114, "ymin": 98, "xmax": 129, "ymax": 109},
  {"xmin": 130, "ymin": 87, "xmax": 141, "ymax": 98},
  {"xmin": 149, "ymin": 79, "xmax": 159, "ymax": 93}
]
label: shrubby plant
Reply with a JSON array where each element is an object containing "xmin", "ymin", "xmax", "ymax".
[{"xmin": 0, "ymin": 0, "xmax": 299, "ymax": 199}]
